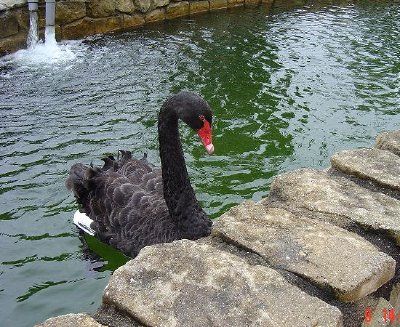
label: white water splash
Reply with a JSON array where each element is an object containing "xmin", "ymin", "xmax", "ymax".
[
  {"xmin": 27, "ymin": 11, "xmax": 39, "ymax": 49},
  {"xmin": 0, "ymin": 23, "xmax": 86, "ymax": 69},
  {"xmin": 45, "ymin": 26, "xmax": 57, "ymax": 47}
]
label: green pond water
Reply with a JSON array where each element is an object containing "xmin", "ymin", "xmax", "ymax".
[{"xmin": 0, "ymin": 2, "xmax": 399, "ymax": 326}]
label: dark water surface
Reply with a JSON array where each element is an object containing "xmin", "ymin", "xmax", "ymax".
[{"xmin": 0, "ymin": 2, "xmax": 399, "ymax": 326}]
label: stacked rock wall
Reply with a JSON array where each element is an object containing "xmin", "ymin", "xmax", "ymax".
[
  {"xmin": 0, "ymin": 0, "xmax": 272, "ymax": 56},
  {"xmin": 36, "ymin": 130, "xmax": 400, "ymax": 327}
]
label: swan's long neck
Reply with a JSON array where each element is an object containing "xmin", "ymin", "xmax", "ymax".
[{"xmin": 158, "ymin": 104, "xmax": 198, "ymax": 222}]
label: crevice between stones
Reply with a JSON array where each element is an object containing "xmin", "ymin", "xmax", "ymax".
[
  {"xmin": 328, "ymin": 167, "xmax": 400, "ymax": 201},
  {"xmin": 208, "ymin": 230, "xmax": 392, "ymax": 327},
  {"xmin": 93, "ymin": 303, "xmax": 147, "ymax": 327}
]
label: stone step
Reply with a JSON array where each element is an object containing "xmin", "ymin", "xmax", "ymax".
[
  {"xmin": 331, "ymin": 148, "xmax": 400, "ymax": 191},
  {"xmin": 376, "ymin": 130, "xmax": 400, "ymax": 156},
  {"xmin": 213, "ymin": 201, "xmax": 395, "ymax": 302},
  {"xmin": 267, "ymin": 168, "xmax": 400, "ymax": 245},
  {"xmin": 35, "ymin": 313, "xmax": 106, "ymax": 327},
  {"xmin": 103, "ymin": 240, "xmax": 343, "ymax": 327}
]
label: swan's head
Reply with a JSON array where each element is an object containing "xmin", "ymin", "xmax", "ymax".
[{"xmin": 172, "ymin": 91, "xmax": 214, "ymax": 155}]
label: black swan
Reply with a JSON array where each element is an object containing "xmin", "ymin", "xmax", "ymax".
[{"xmin": 66, "ymin": 91, "xmax": 214, "ymax": 257}]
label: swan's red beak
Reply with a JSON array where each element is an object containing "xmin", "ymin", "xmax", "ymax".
[{"xmin": 197, "ymin": 119, "xmax": 214, "ymax": 155}]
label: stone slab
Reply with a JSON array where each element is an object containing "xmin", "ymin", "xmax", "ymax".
[
  {"xmin": 189, "ymin": 0, "xmax": 209, "ymax": 14},
  {"xmin": 227, "ymin": 0, "xmax": 244, "ymax": 7},
  {"xmin": 213, "ymin": 201, "xmax": 395, "ymax": 302},
  {"xmin": 331, "ymin": 148, "xmax": 400, "ymax": 191},
  {"xmin": 0, "ymin": 0, "xmax": 25, "ymax": 10},
  {"xmin": 376, "ymin": 130, "xmax": 400, "ymax": 156},
  {"xmin": 145, "ymin": 8, "xmax": 165, "ymax": 23},
  {"xmin": 87, "ymin": 0, "xmax": 116, "ymax": 17},
  {"xmin": 56, "ymin": 2, "xmax": 87, "ymax": 25},
  {"xmin": 0, "ymin": 11, "xmax": 18, "ymax": 38},
  {"xmin": 166, "ymin": 1, "xmax": 189, "ymax": 19},
  {"xmin": 267, "ymin": 169, "xmax": 400, "ymax": 245},
  {"xmin": 122, "ymin": 13, "xmax": 145, "ymax": 28},
  {"xmin": 103, "ymin": 240, "xmax": 343, "ymax": 327},
  {"xmin": 35, "ymin": 313, "xmax": 105, "ymax": 327},
  {"xmin": 209, "ymin": 0, "xmax": 227, "ymax": 10}
]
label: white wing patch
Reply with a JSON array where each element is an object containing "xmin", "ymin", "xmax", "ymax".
[{"xmin": 73, "ymin": 210, "xmax": 95, "ymax": 236}]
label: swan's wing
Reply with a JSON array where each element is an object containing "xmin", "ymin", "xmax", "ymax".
[{"xmin": 66, "ymin": 151, "xmax": 175, "ymax": 256}]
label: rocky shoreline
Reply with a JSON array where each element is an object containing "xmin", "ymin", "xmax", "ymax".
[
  {"xmin": 35, "ymin": 131, "xmax": 400, "ymax": 327},
  {"xmin": 0, "ymin": 0, "xmax": 271, "ymax": 56}
]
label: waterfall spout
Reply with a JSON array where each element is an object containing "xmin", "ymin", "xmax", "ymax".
[
  {"xmin": 45, "ymin": 0, "xmax": 56, "ymax": 45},
  {"xmin": 27, "ymin": 0, "xmax": 39, "ymax": 49}
]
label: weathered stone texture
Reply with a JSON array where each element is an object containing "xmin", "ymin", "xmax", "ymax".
[
  {"xmin": 227, "ymin": 0, "xmax": 244, "ymax": 7},
  {"xmin": 145, "ymin": 8, "xmax": 165, "ymax": 22},
  {"xmin": 35, "ymin": 313, "xmax": 105, "ymax": 327},
  {"xmin": 134, "ymin": 0, "xmax": 151, "ymax": 13},
  {"xmin": 214, "ymin": 200, "xmax": 395, "ymax": 302},
  {"xmin": 244, "ymin": 0, "xmax": 261, "ymax": 6},
  {"xmin": 87, "ymin": 0, "xmax": 116, "ymax": 17},
  {"xmin": 151, "ymin": 0, "xmax": 169, "ymax": 9},
  {"xmin": 209, "ymin": 0, "xmax": 227, "ymax": 10},
  {"xmin": 166, "ymin": 1, "xmax": 189, "ymax": 19},
  {"xmin": 122, "ymin": 13, "xmax": 145, "ymax": 28},
  {"xmin": 189, "ymin": 0, "xmax": 209, "ymax": 14},
  {"xmin": 13, "ymin": 7, "xmax": 28, "ymax": 30},
  {"xmin": 116, "ymin": 0, "xmax": 136, "ymax": 13},
  {"xmin": 104, "ymin": 240, "xmax": 343, "ymax": 327},
  {"xmin": 94, "ymin": 16, "xmax": 123, "ymax": 34},
  {"xmin": 56, "ymin": 2, "xmax": 86, "ymax": 24},
  {"xmin": 267, "ymin": 169, "xmax": 400, "ymax": 244},
  {"xmin": 0, "ymin": 11, "xmax": 18, "ymax": 38},
  {"xmin": 0, "ymin": 0, "xmax": 26, "ymax": 10},
  {"xmin": 376, "ymin": 130, "xmax": 400, "ymax": 156},
  {"xmin": 331, "ymin": 148, "xmax": 400, "ymax": 191},
  {"xmin": 62, "ymin": 17, "xmax": 97, "ymax": 39},
  {"xmin": 0, "ymin": 30, "xmax": 25, "ymax": 55}
]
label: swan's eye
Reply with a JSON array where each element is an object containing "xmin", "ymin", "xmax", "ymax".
[{"xmin": 199, "ymin": 115, "xmax": 206, "ymax": 122}]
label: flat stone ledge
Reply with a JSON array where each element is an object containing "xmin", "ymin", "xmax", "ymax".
[
  {"xmin": 376, "ymin": 130, "xmax": 400, "ymax": 157},
  {"xmin": 267, "ymin": 168, "xmax": 400, "ymax": 245},
  {"xmin": 213, "ymin": 200, "xmax": 395, "ymax": 302},
  {"xmin": 35, "ymin": 313, "xmax": 105, "ymax": 327},
  {"xmin": 103, "ymin": 240, "xmax": 343, "ymax": 327},
  {"xmin": 0, "ymin": 0, "xmax": 26, "ymax": 11},
  {"xmin": 331, "ymin": 148, "xmax": 400, "ymax": 191}
]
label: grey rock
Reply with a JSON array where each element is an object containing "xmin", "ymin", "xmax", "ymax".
[
  {"xmin": 56, "ymin": 2, "xmax": 86, "ymax": 25},
  {"xmin": 0, "ymin": 11, "xmax": 18, "ymax": 38},
  {"xmin": 331, "ymin": 148, "xmax": 400, "ymax": 191},
  {"xmin": 87, "ymin": 0, "xmax": 116, "ymax": 17},
  {"xmin": 151, "ymin": 0, "xmax": 169, "ymax": 9},
  {"xmin": 134, "ymin": 0, "xmax": 151, "ymax": 12},
  {"xmin": 0, "ymin": 0, "xmax": 26, "ymax": 10},
  {"xmin": 35, "ymin": 313, "xmax": 105, "ymax": 327},
  {"xmin": 213, "ymin": 200, "xmax": 395, "ymax": 302},
  {"xmin": 116, "ymin": 0, "xmax": 135, "ymax": 14},
  {"xmin": 104, "ymin": 240, "xmax": 343, "ymax": 327},
  {"xmin": 376, "ymin": 130, "xmax": 400, "ymax": 156},
  {"xmin": 267, "ymin": 169, "xmax": 400, "ymax": 245}
]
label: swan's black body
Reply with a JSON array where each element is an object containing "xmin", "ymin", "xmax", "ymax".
[{"xmin": 66, "ymin": 91, "xmax": 213, "ymax": 257}]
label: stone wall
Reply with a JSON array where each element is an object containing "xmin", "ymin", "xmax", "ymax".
[
  {"xmin": 36, "ymin": 130, "xmax": 400, "ymax": 327},
  {"xmin": 0, "ymin": 0, "xmax": 271, "ymax": 56}
]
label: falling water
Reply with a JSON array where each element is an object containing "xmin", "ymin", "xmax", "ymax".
[
  {"xmin": 26, "ymin": 11, "xmax": 39, "ymax": 49},
  {"xmin": 45, "ymin": 26, "xmax": 57, "ymax": 46}
]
